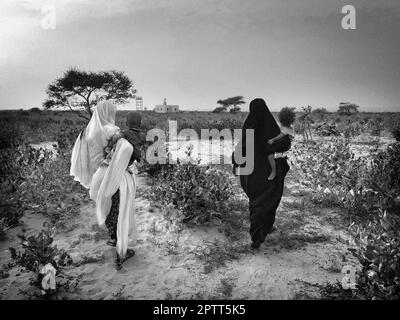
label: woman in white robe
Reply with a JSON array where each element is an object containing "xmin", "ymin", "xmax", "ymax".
[{"xmin": 70, "ymin": 101, "xmax": 137, "ymax": 269}]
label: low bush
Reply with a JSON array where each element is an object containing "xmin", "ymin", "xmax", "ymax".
[
  {"xmin": 292, "ymin": 138, "xmax": 400, "ymax": 214},
  {"xmin": 0, "ymin": 122, "xmax": 24, "ymax": 149},
  {"xmin": 363, "ymin": 142, "xmax": 400, "ymax": 210},
  {"xmin": 391, "ymin": 125, "xmax": 400, "ymax": 142},
  {"xmin": 293, "ymin": 121, "xmax": 303, "ymax": 135},
  {"xmin": 321, "ymin": 210, "xmax": 400, "ymax": 300},
  {"xmin": 278, "ymin": 107, "xmax": 296, "ymax": 127},
  {"xmin": 291, "ymin": 138, "xmax": 369, "ymax": 213},
  {"xmin": 9, "ymin": 224, "xmax": 75, "ymax": 298},
  {"xmin": 148, "ymin": 161, "xmax": 235, "ymax": 224},
  {"xmin": 0, "ymin": 120, "xmax": 88, "ymax": 231},
  {"xmin": 0, "ymin": 144, "xmax": 42, "ymax": 229},
  {"xmin": 314, "ymin": 122, "xmax": 341, "ymax": 137},
  {"xmin": 29, "ymin": 108, "xmax": 42, "ymax": 114},
  {"xmin": 337, "ymin": 122, "xmax": 362, "ymax": 139}
]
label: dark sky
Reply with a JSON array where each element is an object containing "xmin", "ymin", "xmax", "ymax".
[{"xmin": 1, "ymin": 0, "xmax": 399, "ymax": 112}]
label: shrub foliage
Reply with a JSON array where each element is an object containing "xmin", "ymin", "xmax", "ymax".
[{"xmin": 148, "ymin": 161, "xmax": 234, "ymax": 224}]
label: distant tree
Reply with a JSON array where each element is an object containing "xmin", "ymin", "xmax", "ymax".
[
  {"xmin": 230, "ymin": 106, "xmax": 241, "ymax": 114},
  {"xmin": 312, "ymin": 107, "xmax": 328, "ymax": 114},
  {"xmin": 337, "ymin": 102, "xmax": 360, "ymax": 115},
  {"xmin": 312, "ymin": 107, "xmax": 329, "ymax": 120},
  {"xmin": 216, "ymin": 96, "xmax": 245, "ymax": 113},
  {"xmin": 212, "ymin": 106, "xmax": 226, "ymax": 113},
  {"xmin": 43, "ymin": 67, "xmax": 136, "ymax": 120},
  {"xmin": 29, "ymin": 107, "xmax": 42, "ymax": 113},
  {"xmin": 278, "ymin": 107, "xmax": 296, "ymax": 127}
]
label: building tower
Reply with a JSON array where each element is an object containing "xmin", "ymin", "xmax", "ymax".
[{"xmin": 136, "ymin": 96, "xmax": 143, "ymax": 110}]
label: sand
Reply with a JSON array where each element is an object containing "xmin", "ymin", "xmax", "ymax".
[
  {"xmin": 0, "ymin": 171, "xmax": 359, "ymax": 300},
  {"xmin": 3, "ymin": 135, "xmax": 388, "ymax": 299}
]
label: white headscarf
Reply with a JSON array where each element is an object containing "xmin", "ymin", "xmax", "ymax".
[{"xmin": 70, "ymin": 101, "xmax": 119, "ymax": 189}]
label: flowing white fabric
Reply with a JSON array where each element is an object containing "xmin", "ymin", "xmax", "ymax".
[
  {"xmin": 70, "ymin": 131, "xmax": 94, "ymax": 189},
  {"xmin": 71, "ymin": 101, "xmax": 137, "ymax": 258},
  {"xmin": 70, "ymin": 101, "xmax": 119, "ymax": 188},
  {"xmin": 90, "ymin": 138, "xmax": 137, "ymax": 258}
]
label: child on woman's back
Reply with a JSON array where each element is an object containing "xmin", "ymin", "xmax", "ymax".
[{"xmin": 267, "ymin": 107, "xmax": 296, "ymax": 180}]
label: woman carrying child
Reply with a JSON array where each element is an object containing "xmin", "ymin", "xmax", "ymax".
[{"xmin": 233, "ymin": 99, "xmax": 292, "ymax": 250}]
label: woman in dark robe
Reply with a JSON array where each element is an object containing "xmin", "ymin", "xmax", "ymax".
[{"xmin": 233, "ymin": 98, "xmax": 291, "ymax": 249}]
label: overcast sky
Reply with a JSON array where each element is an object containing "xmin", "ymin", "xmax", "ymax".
[{"xmin": 1, "ymin": 0, "xmax": 399, "ymax": 112}]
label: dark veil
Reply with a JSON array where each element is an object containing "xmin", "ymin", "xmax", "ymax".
[
  {"xmin": 242, "ymin": 98, "xmax": 280, "ymax": 151},
  {"xmin": 233, "ymin": 98, "xmax": 281, "ymax": 168}
]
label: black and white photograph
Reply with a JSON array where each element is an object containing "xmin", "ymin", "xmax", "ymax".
[{"xmin": 0, "ymin": 0, "xmax": 400, "ymax": 306}]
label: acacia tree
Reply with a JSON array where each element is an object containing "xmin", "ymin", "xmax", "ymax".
[
  {"xmin": 216, "ymin": 96, "xmax": 245, "ymax": 113},
  {"xmin": 43, "ymin": 68, "xmax": 136, "ymax": 120},
  {"xmin": 337, "ymin": 102, "xmax": 360, "ymax": 115}
]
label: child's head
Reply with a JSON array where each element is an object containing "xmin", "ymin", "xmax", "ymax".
[
  {"xmin": 278, "ymin": 107, "xmax": 296, "ymax": 127},
  {"xmin": 126, "ymin": 112, "xmax": 142, "ymax": 129}
]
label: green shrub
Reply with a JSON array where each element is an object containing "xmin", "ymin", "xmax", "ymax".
[
  {"xmin": 29, "ymin": 108, "xmax": 42, "ymax": 114},
  {"xmin": 314, "ymin": 122, "xmax": 341, "ymax": 137},
  {"xmin": 293, "ymin": 121, "xmax": 303, "ymax": 135},
  {"xmin": 9, "ymin": 224, "xmax": 74, "ymax": 298},
  {"xmin": 56, "ymin": 122, "xmax": 85, "ymax": 152},
  {"xmin": 350, "ymin": 211, "xmax": 400, "ymax": 299},
  {"xmin": 391, "ymin": 126, "xmax": 400, "ymax": 142},
  {"xmin": 364, "ymin": 143, "xmax": 400, "ymax": 210},
  {"xmin": 337, "ymin": 122, "xmax": 362, "ymax": 139},
  {"xmin": 292, "ymin": 138, "xmax": 369, "ymax": 213},
  {"xmin": 0, "ymin": 144, "xmax": 44, "ymax": 228},
  {"xmin": 62, "ymin": 118, "xmax": 74, "ymax": 126},
  {"xmin": 278, "ymin": 107, "xmax": 296, "ymax": 127},
  {"xmin": 0, "ymin": 123, "xmax": 24, "ymax": 149},
  {"xmin": 0, "ymin": 136, "xmax": 88, "ymax": 231},
  {"xmin": 292, "ymin": 139, "xmax": 400, "ymax": 214},
  {"xmin": 321, "ymin": 210, "xmax": 400, "ymax": 300},
  {"xmin": 148, "ymin": 162, "xmax": 234, "ymax": 224},
  {"xmin": 18, "ymin": 110, "xmax": 30, "ymax": 117}
]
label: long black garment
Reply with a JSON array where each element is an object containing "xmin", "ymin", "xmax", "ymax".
[
  {"xmin": 233, "ymin": 98, "xmax": 291, "ymax": 243},
  {"xmin": 105, "ymin": 189, "xmax": 120, "ymax": 241},
  {"xmin": 243, "ymin": 158, "xmax": 289, "ymax": 242}
]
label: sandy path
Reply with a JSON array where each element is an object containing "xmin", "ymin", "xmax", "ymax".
[{"xmin": 0, "ymin": 172, "xmax": 358, "ymax": 300}]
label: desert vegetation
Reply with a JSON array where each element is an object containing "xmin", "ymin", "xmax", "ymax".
[{"xmin": 0, "ymin": 107, "xmax": 399, "ymax": 299}]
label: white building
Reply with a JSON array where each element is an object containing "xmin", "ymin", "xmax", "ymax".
[
  {"xmin": 154, "ymin": 98, "xmax": 179, "ymax": 113},
  {"xmin": 135, "ymin": 96, "xmax": 143, "ymax": 110}
]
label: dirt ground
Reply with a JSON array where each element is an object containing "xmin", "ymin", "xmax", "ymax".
[{"xmin": 0, "ymin": 169, "xmax": 360, "ymax": 299}]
